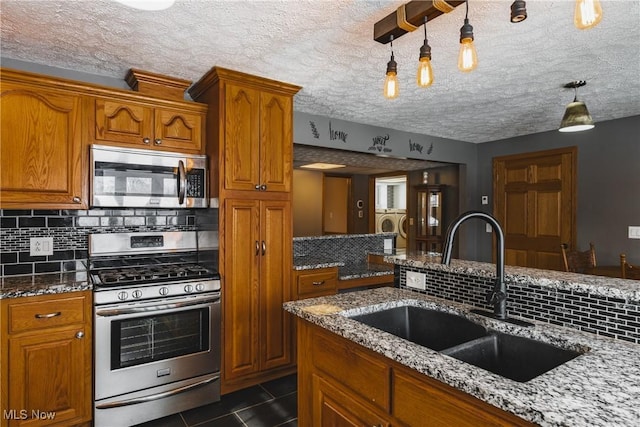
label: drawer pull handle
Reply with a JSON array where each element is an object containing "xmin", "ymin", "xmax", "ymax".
[
  {"xmin": 35, "ymin": 311, "xmax": 61, "ymax": 319},
  {"xmin": 312, "ymin": 281, "xmax": 325, "ymax": 286}
]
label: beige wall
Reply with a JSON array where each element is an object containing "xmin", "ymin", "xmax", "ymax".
[{"xmin": 293, "ymin": 169, "xmax": 323, "ymax": 236}]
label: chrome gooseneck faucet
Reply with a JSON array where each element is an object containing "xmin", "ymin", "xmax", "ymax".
[{"xmin": 441, "ymin": 211, "xmax": 507, "ymax": 320}]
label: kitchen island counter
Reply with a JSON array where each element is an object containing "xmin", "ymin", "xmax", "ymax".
[{"xmin": 284, "ymin": 287, "xmax": 640, "ymax": 426}]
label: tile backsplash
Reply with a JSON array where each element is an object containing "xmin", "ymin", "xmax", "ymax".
[
  {"xmin": 0, "ymin": 208, "xmax": 218, "ymax": 277},
  {"xmin": 398, "ymin": 265, "xmax": 640, "ymax": 344}
]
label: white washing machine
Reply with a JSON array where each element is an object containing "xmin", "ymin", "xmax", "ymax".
[
  {"xmin": 375, "ymin": 209, "xmax": 397, "ymax": 234},
  {"xmin": 397, "ymin": 213, "xmax": 407, "ymax": 248}
]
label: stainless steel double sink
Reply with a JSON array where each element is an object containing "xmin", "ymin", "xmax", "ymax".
[{"xmin": 348, "ymin": 305, "xmax": 583, "ymax": 382}]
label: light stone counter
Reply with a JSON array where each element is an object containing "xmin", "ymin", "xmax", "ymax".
[{"xmin": 284, "ymin": 287, "xmax": 640, "ymax": 427}]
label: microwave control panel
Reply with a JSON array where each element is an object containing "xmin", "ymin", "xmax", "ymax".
[{"xmin": 186, "ymin": 169, "xmax": 205, "ymax": 198}]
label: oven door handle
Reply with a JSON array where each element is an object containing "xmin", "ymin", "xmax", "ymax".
[
  {"xmin": 95, "ymin": 295, "xmax": 220, "ymax": 317},
  {"xmin": 177, "ymin": 160, "xmax": 187, "ymax": 205},
  {"xmin": 95, "ymin": 374, "xmax": 219, "ymax": 409}
]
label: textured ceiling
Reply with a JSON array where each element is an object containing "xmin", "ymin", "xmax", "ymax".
[{"xmin": 1, "ymin": 0, "xmax": 639, "ymax": 144}]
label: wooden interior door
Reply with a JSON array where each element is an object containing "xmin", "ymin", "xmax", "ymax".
[{"xmin": 493, "ymin": 147, "xmax": 576, "ymax": 270}]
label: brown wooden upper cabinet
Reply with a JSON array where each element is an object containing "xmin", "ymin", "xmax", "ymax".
[
  {"xmin": 0, "ymin": 71, "xmax": 86, "ymax": 209},
  {"xmin": 189, "ymin": 67, "xmax": 301, "ymax": 197},
  {"xmin": 92, "ymin": 97, "xmax": 205, "ymax": 153}
]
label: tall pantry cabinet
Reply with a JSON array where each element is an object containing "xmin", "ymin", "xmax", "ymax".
[{"xmin": 189, "ymin": 67, "xmax": 301, "ymax": 394}]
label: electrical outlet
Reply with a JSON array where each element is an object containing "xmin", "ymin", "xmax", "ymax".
[
  {"xmin": 629, "ymin": 226, "xmax": 640, "ymax": 239},
  {"xmin": 481, "ymin": 195, "xmax": 489, "ymax": 205},
  {"xmin": 406, "ymin": 271, "xmax": 426, "ymax": 290},
  {"xmin": 30, "ymin": 237, "xmax": 53, "ymax": 256}
]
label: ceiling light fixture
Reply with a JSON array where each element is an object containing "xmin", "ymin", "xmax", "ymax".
[
  {"xmin": 458, "ymin": 0, "xmax": 478, "ymax": 72},
  {"xmin": 114, "ymin": 0, "xmax": 175, "ymax": 11},
  {"xmin": 559, "ymin": 81, "xmax": 595, "ymax": 132},
  {"xmin": 383, "ymin": 35, "xmax": 399, "ymax": 99},
  {"xmin": 574, "ymin": 0, "xmax": 603, "ymax": 30},
  {"xmin": 510, "ymin": 1, "xmax": 528, "ymax": 23},
  {"xmin": 416, "ymin": 16, "xmax": 434, "ymax": 88},
  {"xmin": 300, "ymin": 163, "xmax": 347, "ymax": 170}
]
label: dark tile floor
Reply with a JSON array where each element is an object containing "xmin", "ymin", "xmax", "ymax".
[{"xmin": 134, "ymin": 375, "xmax": 297, "ymax": 427}]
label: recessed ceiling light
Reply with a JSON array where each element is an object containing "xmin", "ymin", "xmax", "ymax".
[
  {"xmin": 114, "ymin": 0, "xmax": 175, "ymax": 11},
  {"xmin": 300, "ymin": 163, "xmax": 346, "ymax": 170}
]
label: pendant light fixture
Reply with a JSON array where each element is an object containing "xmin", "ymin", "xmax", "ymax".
[
  {"xmin": 416, "ymin": 16, "xmax": 434, "ymax": 88},
  {"xmin": 559, "ymin": 81, "xmax": 595, "ymax": 132},
  {"xmin": 574, "ymin": 0, "xmax": 603, "ymax": 30},
  {"xmin": 383, "ymin": 35, "xmax": 399, "ymax": 99},
  {"xmin": 510, "ymin": 1, "xmax": 527, "ymax": 23},
  {"xmin": 458, "ymin": 0, "xmax": 478, "ymax": 72}
]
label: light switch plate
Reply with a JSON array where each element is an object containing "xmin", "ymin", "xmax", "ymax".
[
  {"xmin": 481, "ymin": 195, "xmax": 489, "ymax": 205},
  {"xmin": 406, "ymin": 271, "xmax": 426, "ymax": 290},
  {"xmin": 629, "ymin": 226, "xmax": 640, "ymax": 239},
  {"xmin": 486, "ymin": 223, "xmax": 493, "ymax": 233},
  {"xmin": 30, "ymin": 237, "xmax": 53, "ymax": 256}
]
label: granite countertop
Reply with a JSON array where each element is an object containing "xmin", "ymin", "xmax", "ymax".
[
  {"xmin": 386, "ymin": 252, "xmax": 640, "ymax": 301},
  {"xmin": 337, "ymin": 262, "xmax": 394, "ymax": 280},
  {"xmin": 0, "ymin": 271, "xmax": 91, "ymax": 299},
  {"xmin": 284, "ymin": 287, "xmax": 640, "ymax": 427},
  {"xmin": 293, "ymin": 256, "xmax": 394, "ymax": 281}
]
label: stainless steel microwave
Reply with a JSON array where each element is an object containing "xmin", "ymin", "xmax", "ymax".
[{"xmin": 90, "ymin": 145, "xmax": 208, "ymax": 208}]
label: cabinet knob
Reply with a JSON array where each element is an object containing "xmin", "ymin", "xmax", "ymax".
[
  {"xmin": 143, "ymin": 137, "xmax": 151, "ymax": 144},
  {"xmin": 72, "ymin": 196, "xmax": 81, "ymax": 203},
  {"xmin": 260, "ymin": 184, "xmax": 267, "ymax": 191},
  {"xmin": 76, "ymin": 331, "xmax": 84, "ymax": 339},
  {"xmin": 255, "ymin": 184, "xmax": 261, "ymax": 190},
  {"xmin": 154, "ymin": 138, "xmax": 162, "ymax": 145}
]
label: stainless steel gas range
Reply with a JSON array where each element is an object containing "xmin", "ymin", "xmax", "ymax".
[{"xmin": 88, "ymin": 231, "xmax": 221, "ymax": 427}]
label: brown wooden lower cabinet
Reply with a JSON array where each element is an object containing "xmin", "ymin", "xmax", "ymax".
[
  {"xmin": 297, "ymin": 319, "xmax": 535, "ymax": 427},
  {"xmin": 1, "ymin": 291, "xmax": 93, "ymax": 427}
]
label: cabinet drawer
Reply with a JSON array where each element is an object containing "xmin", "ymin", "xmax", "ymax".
[
  {"xmin": 297, "ymin": 269, "xmax": 337, "ymax": 297},
  {"xmin": 312, "ymin": 329, "xmax": 390, "ymax": 411},
  {"xmin": 7, "ymin": 294, "xmax": 87, "ymax": 334}
]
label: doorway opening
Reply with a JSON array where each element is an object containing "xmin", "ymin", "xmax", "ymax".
[{"xmin": 371, "ymin": 174, "xmax": 407, "ymax": 249}]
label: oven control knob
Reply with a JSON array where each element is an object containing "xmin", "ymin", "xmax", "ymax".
[
  {"xmin": 159, "ymin": 287, "xmax": 169, "ymax": 296},
  {"xmin": 195, "ymin": 283, "xmax": 205, "ymax": 292},
  {"xmin": 132, "ymin": 290, "xmax": 143, "ymax": 299},
  {"xmin": 117, "ymin": 291, "xmax": 129, "ymax": 301},
  {"xmin": 184, "ymin": 285, "xmax": 194, "ymax": 293}
]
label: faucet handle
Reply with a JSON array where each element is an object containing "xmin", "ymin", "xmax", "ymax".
[{"xmin": 487, "ymin": 290, "xmax": 506, "ymax": 305}]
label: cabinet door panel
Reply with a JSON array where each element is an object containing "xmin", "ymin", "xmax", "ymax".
[
  {"xmin": 94, "ymin": 98, "xmax": 154, "ymax": 145},
  {"xmin": 0, "ymin": 85, "xmax": 84, "ymax": 208},
  {"xmin": 260, "ymin": 92, "xmax": 292, "ymax": 192},
  {"xmin": 8, "ymin": 328, "xmax": 90, "ymax": 426},
  {"xmin": 154, "ymin": 108, "xmax": 203, "ymax": 152},
  {"xmin": 312, "ymin": 374, "xmax": 390, "ymax": 427},
  {"xmin": 223, "ymin": 199, "xmax": 261, "ymax": 379},
  {"xmin": 224, "ymin": 84, "xmax": 260, "ymax": 191},
  {"xmin": 259, "ymin": 200, "xmax": 292, "ymax": 370}
]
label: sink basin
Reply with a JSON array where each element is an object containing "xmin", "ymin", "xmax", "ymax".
[
  {"xmin": 442, "ymin": 332, "xmax": 582, "ymax": 382},
  {"xmin": 349, "ymin": 305, "xmax": 488, "ymax": 351}
]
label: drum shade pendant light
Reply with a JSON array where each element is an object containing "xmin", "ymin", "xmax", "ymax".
[
  {"xmin": 458, "ymin": 0, "xmax": 478, "ymax": 72},
  {"xmin": 510, "ymin": 1, "xmax": 528, "ymax": 23},
  {"xmin": 559, "ymin": 81, "xmax": 595, "ymax": 132},
  {"xmin": 383, "ymin": 35, "xmax": 399, "ymax": 99},
  {"xmin": 416, "ymin": 17, "xmax": 434, "ymax": 88},
  {"xmin": 574, "ymin": 0, "xmax": 603, "ymax": 30}
]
